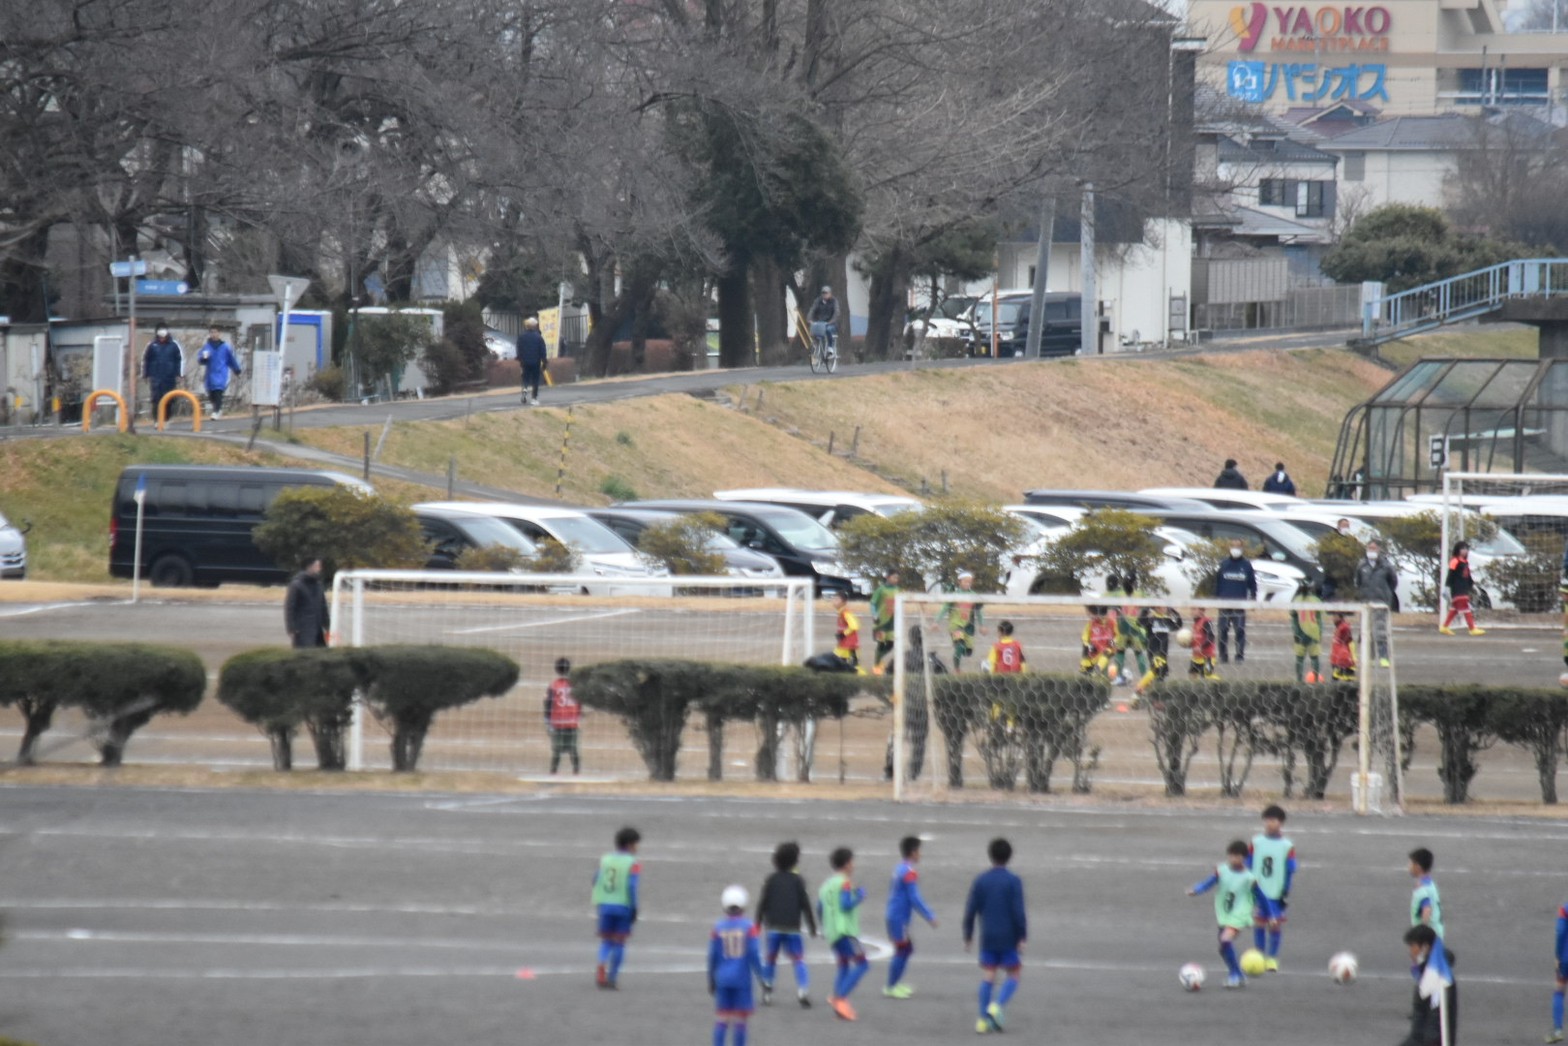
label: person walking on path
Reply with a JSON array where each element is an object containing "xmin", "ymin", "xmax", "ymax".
[
  {"xmin": 284, "ymin": 556, "xmax": 330, "ymax": 648},
  {"xmin": 518, "ymin": 318, "xmax": 549, "ymax": 405},
  {"xmin": 142, "ymin": 326, "xmax": 185, "ymax": 418},
  {"xmin": 196, "ymin": 327, "xmax": 242, "ymax": 418},
  {"xmin": 1214, "ymin": 459, "xmax": 1248, "ymax": 490}
]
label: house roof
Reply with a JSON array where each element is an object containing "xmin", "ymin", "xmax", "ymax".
[
  {"xmin": 1193, "ymin": 201, "xmax": 1329, "ymax": 241},
  {"xmin": 1217, "ymin": 134, "xmax": 1339, "ymax": 165},
  {"xmin": 1317, "ymin": 112, "xmax": 1555, "ymax": 152}
]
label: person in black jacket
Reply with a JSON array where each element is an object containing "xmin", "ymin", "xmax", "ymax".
[
  {"xmin": 756, "ymin": 840, "xmax": 818, "ymax": 1008},
  {"xmin": 518, "ymin": 318, "xmax": 549, "ymax": 405},
  {"xmin": 1399, "ymin": 924, "xmax": 1457, "ymax": 1046},
  {"xmin": 1213, "ymin": 541, "xmax": 1257, "ymax": 663},
  {"xmin": 1214, "ymin": 458, "xmax": 1248, "ymax": 490},
  {"xmin": 142, "ymin": 326, "xmax": 185, "ymax": 417},
  {"xmin": 1261, "ymin": 463, "xmax": 1296, "ymax": 496},
  {"xmin": 1439, "ymin": 541, "xmax": 1484, "ymax": 636},
  {"xmin": 284, "ymin": 556, "xmax": 329, "ymax": 648}
]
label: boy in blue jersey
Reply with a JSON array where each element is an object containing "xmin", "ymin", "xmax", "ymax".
[
  {"xmin": 1549, "ymin": 900, "xmax": 1568, "ymax": 1042},
  {"xmin": 963, "ymin": 837, "xmax": 1027, "ymax": 1034},
  {"xmin": 1248, "ymin": 804, "xmax": 1297, "ymax": 971},
  {"xmin": 884, "ymin": 835, "xmax": 938, "ymax": 999},
  {"xmin": 709, "ymin": 885, "xmax": 766, "ymax": 1046},
  {"xmin": 756, "ymin": 841, "xmax": 817, "ymax": 1008},
  {"xmin": 592, "ymin": 825, "xmax": 641, "ymax": 989},
  {"xmin": 1189, "ymin": 839, "xmax": 1259, "ymax": 989},
  {"xmin": 1409, "ymin": 847, "xmax": 1447, "ymax": 940}
]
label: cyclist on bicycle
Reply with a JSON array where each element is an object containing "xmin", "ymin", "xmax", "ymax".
[{"xmin": 808, "ymin": 285, "xmax": 841, "ymax": 357}]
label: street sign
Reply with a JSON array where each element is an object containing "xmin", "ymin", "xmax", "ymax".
[
  {"xmin": 109, "ymin": 260, "xmax": 148, "ymax": 278},
  {"xmin": 252, "ymin": 351, "xmax": 284, "ymax": 407},
  {"xmin": 267, "ymin": 275, "xmax": 311, "ymax": 303},
  {"xmin": 133, "ymin": 473, "xmax": 146, "ymax": 506},
  {"xmin": 135, "ymin": 279, "xmax": 188, "ymax": 296},
  {"xmin": 1429, "ymin": 434, "xmax": 1450, "ymax": 470}
]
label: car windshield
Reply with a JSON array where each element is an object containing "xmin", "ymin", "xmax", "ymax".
[
  {"xmin": 705, "ymin": 531, "xmax": 741, "ymax": 550},
  {"xmin": 1469, "ymin": 524, "xmax": 1526, "ymax": 556},
  {"xmin": 539, "ymin": 514, "xmax": 631, "ymax": 554},
  {"xmin": 936, "ymin": 297, "xmax": 976, "ymax": 320},
  {"xmin": 1250, "ymin": 518, "xmax": 1319, "ymax": 561},
  {"xmin": 972, "ymin": 299, "xmax": 1027, "ymax": 328},
  {"xmin": 453, "ymin": 515, "xmax": 537, "ymax": 552},
  {"xmin": 756, "ymin": 509, "xmax": 838, "ymax": 552}
]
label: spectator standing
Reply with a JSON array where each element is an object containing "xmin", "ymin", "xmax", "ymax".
[
  {"xmin": 1261, "ymin": 463, "xmax": 1296, "ymax": 496},
  {"xmin": 284, "ymin": 556, "xmax": 329, "ymax": 648},
  {"xmin": 1214, "ymin": 458, "xmax": 1248, "ymax": 490},
  {"xmin": 1353, "ymin": 539, "xmax": 1399, "ymax": 667},
  {"xmin": 142, "ymin": 326, "xmax": 185, "ymax": 418},
  {"xmin": 1213, "ymin": 540, "xmax": 1257, "ymax": 663},
  {"xmin": 196, "ymin": 327, "xmax": 242, "ymax": 418},
  {"xmin": 518, "ymin": 318, "xmax": 549, "ymax": 406}
]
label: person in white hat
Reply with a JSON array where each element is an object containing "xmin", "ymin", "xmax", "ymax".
[{"xmin": 709, "ymin": 884, "xmax": 766, "ymax": 1046}]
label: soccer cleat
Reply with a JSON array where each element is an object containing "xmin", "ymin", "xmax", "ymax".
[
  {"xmin": 987, "ymin": 1002, "xmax": 1005, "ymax": 1031},
  {"xmin": 1438, "ymin": 626, "xmax": 1455, "ymax": 635},
  {"xmin": 829, "ymin": 996, "xmax": 857, "ymax": 1021},
  {"xmin": 595, "ymin": 963, "xmax": 608, "ymax": 988},
  {"xmin": 1225, "ymin": 974, "xmax": 1245, "ymax": 989},
  {"xmin": 1379, "ymin": 657, "xmax": 1391, "ymax": 668},
  {"xmin": 797, "ymin": 990, "xmax": 811, "ymax": 1008},
  {"xmin": 1469, "ymin": 627, "xmax": 1486, "ymax": 636},
  {"xmin": 1545, "ymin": 1028, "xmax": 1564, "ymax": 1043},
  {"xmin": 1264, "ymin": 958, "xmax": 1279, "ymax": 972},
  {"xmin": 883, "ymin": 983, "xmax": 914, "ymax": 999},
  {"xmin": 761, "ymin": 983, "xmax": 773, "ymax": 1006},
  {"xmin": 976, "ymin": 1018, "xmax": 992, "ymax": 1035},
  {"xmin": 531, "ymin": 396, "xmax": 540, "ymax": 405}
]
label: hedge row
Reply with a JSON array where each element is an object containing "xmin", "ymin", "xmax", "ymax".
[
  {"xmin": 931, "ymin": 674, "xmax": 1108, "ymax": 794},
  {"xmin": 1399, "ymin": 684, "xmax": 1568, "ymax": 804},
  {"xmin": 0, "ymin": 640, "xmax": 205, "ymax": 766}
]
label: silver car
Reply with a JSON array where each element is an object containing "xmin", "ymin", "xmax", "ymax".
[{"xmin": 0, "ymin": 508, "xmax": 28, "ymax": 579}]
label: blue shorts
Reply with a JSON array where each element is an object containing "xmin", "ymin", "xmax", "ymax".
[
  {"xmin": 831, "ymin": 937, "xmax": 866, "ymax": 964},
  {"xmin": 766, "ymin": 931, "xmax": 805, "ymax": 961},
  {"xmin": 1558, "ymin": 961, "xmax": 1568, "ymax": 982},
  {"xmin": 714, "ymin": 984, "xmax": 755, "ymax": 1015},
  {"xmin": 1252, "ymin": 898, "xmax": 1287, "ymax": 924},
  {"xmin": 886, "ymin": 919, "xmax": 910, "ymax": 945},
  {"xmin": 979, "ymin": 949, "xmax": 1021, "ymax": 972},
  {"xmin": 597, "ymin": 905, "xmax": 633, "ymax": 940}
]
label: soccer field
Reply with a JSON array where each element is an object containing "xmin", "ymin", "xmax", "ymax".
[{"xmin": 0, "ymin": 785, "xmax": 1553, "ymax": 1045}]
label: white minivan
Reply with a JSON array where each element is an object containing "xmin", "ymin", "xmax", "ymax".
[{"xmin": 413, "ymin": 501, "xmax": 672, "ymax": 596}]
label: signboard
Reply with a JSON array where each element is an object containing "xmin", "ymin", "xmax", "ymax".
[
  {"xmin": 537, "ymin": 307, "xmax": 562, "ymax": 357},
  {"xmin": 135, "ymin": 279, "xmax": 188, "ymax": 296},
  {"xmin": 1224, "ymin": 2, "xmax": 1391, "ymax": 103},
  {"xmin": 109, "ymin": 260, "xmax": 148, "ymax": 278},
  {"xmin": 252, "ymin": 350, "xmax": 284, "ymax": 407},
  {"xmin": 1429, "ymin": 434, "xmax": 1449, "ymax": 470},
  {"xmin": 92, "ymin": 336, "xmax": 125, "ymax": 403}
]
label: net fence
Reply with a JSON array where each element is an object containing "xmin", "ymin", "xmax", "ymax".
[
  {"xmin": 1440, "ymin": 471, "xmax": 1568, "ymax": 627},
  {"xmin": 891, "ymin": 594, "xmax": 1402, "ymax": 811}
]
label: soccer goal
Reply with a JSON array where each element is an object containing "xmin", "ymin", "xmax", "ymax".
[
  {"xmin": 890, "ymin": 592, "xmax": 1401, "ymax": 814},
  {"xmin": 330, "ymin": 570, "xmax": 815, "ymax": 776},
  {"xmin": 1439, "ymin": 470, "xmax": 1568, "ymax": 626}
]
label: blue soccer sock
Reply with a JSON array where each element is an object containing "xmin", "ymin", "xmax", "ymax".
[
  {"xmin": 841, "ymin": 960, "xmax": 869, "ymax": 997},
  {"xmin": 997, "ymin": 975, "xmax": 1019, "ymax": 1008},
  {"xmin": 1268, "ymin": 928, "xmax": 1282, "ymax": 958},
  {"xmin": 762, "ymin": 961, "xmax": 776, "ymax": 985},
  {"xmin": 978, "ymin": 979, "xmax": 994, "ymax": 1017},
  {"xmin": 608, "ymin": 941, "xmax": 625, "ymax": 981},
  {"xmin": 1253, "ymin": 926, "xmax": 1266, "ymax": 952},
  {"xmin": 1554, "ymin": 990, "xmax": 1564, "ymax": 1029},
  {"xmin": 733, "ymin": 1021, "xmax": 748, "ymax": 1046},
  {"xmin": 1220, "ymin": 940, "xmax": 1241, "ymax": 978},
  {"xmin": 713, "ymin": 1021, "xmax": 727, "ymax": 1046},
  {"xmin": 597, "ymin": 940, "xmax": 612, "ymax": 965},
  {"xmin": 833, "ymin": 962, "xmax": 849, "ymax": 999},
  {"xmin": 793, "ymin": 958, "xmax": 810, "ymax": 990},
  {"xmin": 888, "ymin": 952, "xmax": 909, "ymax": 987}
]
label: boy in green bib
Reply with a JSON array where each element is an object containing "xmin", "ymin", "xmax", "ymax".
[
  {"xmin": 1409, "ymin": 847, "xmax": 1446, "ymax": 940},
  {"xmin": 1189, "ymin": 839, "xmax": 1259, "ymax": 989},
  {"xmin": 1248, "ymin": 805, "xmax": 1297, "ymax": 972},
  {"xmin": 592, "ymin": 826, "xmax": 641, "ymax": 988},
  {"xmin": 817, "ymin": 847, "xmax": 869, "ymax": 1022}
]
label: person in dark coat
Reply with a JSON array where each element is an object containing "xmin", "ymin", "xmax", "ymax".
[
  {"xmin": 1399, "ymin": 924, "xmax": 1457, "ymax": 1046},
  {"xmin": 518, "ymin": 317, "xmax": 549, "ymax": 405},
  {"xmin": 1261, "ymin": 463, "xmax": 1296, "ymax": 496},
  {"xmin": 1214, "ymin": 458, "xmax": 1248, "ymax": 490},
  {"xmin": 284, "ymin": 556, "xmax": 330, "ymax": 648},
  {"xmin": 142, "ymin": 326, "xmax": 185, "ymax": 417},
  {"xmin": 1213, "ymin": 539, "xmax": 1258, "ymax": 663}
]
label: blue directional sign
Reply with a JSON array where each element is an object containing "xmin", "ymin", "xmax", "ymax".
[{"xmin": 135, "ymin": 279, "xmax": 188, "ymax": 295}]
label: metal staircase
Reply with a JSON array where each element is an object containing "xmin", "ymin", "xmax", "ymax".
[{"xmin": 1357, "ymin": 258, "xmax": 1568, "ymax": 347}]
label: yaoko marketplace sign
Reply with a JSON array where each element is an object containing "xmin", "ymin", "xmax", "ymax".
[{"xmin": 1225, "ymin": 3, "xmax": 1393, "ymax": 103}]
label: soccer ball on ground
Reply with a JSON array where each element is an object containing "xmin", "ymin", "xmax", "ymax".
[
  {"xmin": 1240, "ymin": 948, "xmax": 1268, "ymax": 976},
  {"xmin": 1174, "ymin": 627, "xmax": 1193, "ymax": 648},
  {"xmin": 1558, "ymin": 671, "xmax": 1568, "ymax": 689},
  {"xmin": 1328, "ymin": 951, "xmax": 1358, "ymax": 984},
  {"xmin": 1178, "ymin": 963, "xmax": 1205, "ymax": 991}
]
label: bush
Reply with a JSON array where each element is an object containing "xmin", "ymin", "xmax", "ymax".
[
  {"xmin": 699, "ymin": 665, "xmax": 858, "ymax": 782},
  {"xmin": 360, "ymin": 646, "xmax": 520, "ymax": 771},
  {"xmin": 635, "ymin": 513, "xmax": 727, "ymax": 577},
  {"xmin": 421, "ymin": 338, "xmax": 473, "ymax": 395},
  {"xmin": 1483, "ymin": 532, "xmax": 1560, "ymax": 613},
  {"xmin": 1486, "ymin": 687, "xmax": 1568, "ymax": 803},
  {"xmin": 1313, "ymin": 532, "xmax": 1363, "ymax": 599},
  {"xmin": 0, "ymin": 640, "xmax": 84, "ymax": 764},
  {"xmin": 253, "ymin": 486, "xmax": 429, "ymax": 578},
  {"xmin": 1036, "ymin": 509, "xmax": 1168, "ymax": 596},
  {"xmin": 355, "ymin": 312, "xmax": 434, "ymax": 389},
  {"xmin": 599, "ymin": 475, "xmax": 639, "ymax": 502},
  {"xmin": 217, "ymin": 648, "xmax": 370, "ymax": 770},
  {"xmin": 1377, "ymin": 512, "xmax": 1443, "ymax": 609},
  {"xmin": 310, "ymin": 365, "xmax": 346, "ymax": 402},
  {"xmin": 522, "ymin": 537, "xmax": 581, "ymax": 574},
  {"xmin": 452, "ymin": 544, "xmax": 531, "ymax": 573},
  {"xmin": 837, "ymin": 499, "xmax": 1026, "ymax": 592},
  {"xmin": 931, "ymin": 674, "xmax": 1106, "ymax": 793},
  {"xmin": 572, "ymin": 660, "xmax": 711, "ymax": 781},
  {"xmin": 1400, "ymin": 685, "xmax": 1497, "ymax": 803}
]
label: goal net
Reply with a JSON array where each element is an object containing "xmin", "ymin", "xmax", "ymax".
[
  {"xmin": 1440, "ymin": 471, "xmax": 1568, "ymax": 626},
  {"xmin": 891, "ymin": 593, "xmax": 1401, "ymax": 814},
  {"xmin": 330, "ymin": 571, "xmax": 815, "ymax": 777}
]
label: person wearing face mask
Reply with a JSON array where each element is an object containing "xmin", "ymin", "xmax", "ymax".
[
  {"xmin": 1353, "ymin": 539, "xmax": 1399, "ymax": 667},
  {"xmin": 142, "ymin": 325, "xmax": 185, "ymax": 418},
  {"xmin": 1212, "ymin": 541, "xmax": 1257, "ymax": 664}
]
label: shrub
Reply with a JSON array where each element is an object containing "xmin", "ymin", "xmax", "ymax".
[
  {"xmin": 522, "ymin": 537, "xmax": 581, "ymax": 574},
  {"xmin": 1036, "ymin": 509, "xmax": 1168, "ymax": 596},
  {"xmin": 1144, "ymin": 683, "xmax": 1213, "ymax": 797},
  {"xmin": 1483, "ymin": 532, "xmax": 1560, "ymax": 613},
  {"xmin": 931, "ymin": 674, "xmax": 1106, "ymax": 793},
  {"xmin": 1313, "ymin": 532, "xmax": 1363, "ymax": 599},
  {"xmin": 699, "ymin": 665, "xmax": 858, "ymax": 782},
  {"xmin": 1377, "ymin": 512, "xmax": 1443, "ymax": 609},
  {"xmin": 254, "ymin": 486, "xmax": 429, "ymax": 578},
  {"xmin": 635, "ymin": 513, "xmax": 728, "ymax": 577},
  {"xmin": 359, "ymin": 646, "xmax": 520, "ymax": 771},
  {"xmin": 599, "ymin": 475, "xmax": 639, "ymax": 502},
  {"xmin": 310, "ymin": 365, "xmax": 346, "ymax": 402},
  {"xmin": 1400, "ymin": 685, "xmax": 1497, "ymax": 803},
  {"xmin": 1486, "ymin": 687, "xmax": 1568, "ymax": 803},
  {"xmin": 452, "ymin": 544, "xmax": 531, "ymax": 573},
  {"xmin": 837, "ymin": 499, "xmax": 1026, "ymax": 593},
  {"xmin": 572, "ymin": 660, "xmax": 712, "ymax": 781},
  {"xmin": 217, "ymin": 648, "xmax": 371, "ymax": 770},
  {"xmin": 421, "ymin": 338, "xmax": 473, "ymax": 395}
]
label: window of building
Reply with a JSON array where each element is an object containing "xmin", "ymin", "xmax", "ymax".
[
  {"xmin": 1259, "ymin": 178, "xmax": 1333, "ymax": 218},
  {"xmin": 1259, "ymin": 178, "xmax": 1288, "ymax": 206},
  {"xmin": 1343, "ymin": 152, "xmax": 1365, "ymax": 182},
  {"xmin": 1457, "ymin": 67, "xmax": 1549, "ymax": 105}
]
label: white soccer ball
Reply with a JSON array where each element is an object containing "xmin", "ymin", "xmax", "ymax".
[
  {"xmin": 1174, "ymin": 627, "xmax": 1193, "ymax": 649},
  {"xmin": 1179, "ymin": 962, "xmax": 1205, "ymax": 991},
  {"xmin": 1328, "ymin": 951, "xmax": 1358, "ymax": 984}
]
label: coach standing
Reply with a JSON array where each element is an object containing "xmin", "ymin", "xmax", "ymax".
[
  {"xmin": 285, "ymin": 556, "xmax": 330, "ymax": 648},
  {"xmin": 1214, "ymin": 539, "xmax": 1257, "ymax": 664}
]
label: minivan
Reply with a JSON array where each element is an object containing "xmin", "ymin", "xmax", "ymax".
[
  {"xmin": 1007, "ymin": 293, "xmax": 1084, "ymax": 358},
  {"xmin": 109, "ymin": 465, "xmax": 372, "ymax": 586},
  {"xmin": 0, "ymin": 507, "xmax": 29, "ymax": 579},
  {"xmin": 712, "ymin": 488, "xmax": 923, "ymax": 530}
]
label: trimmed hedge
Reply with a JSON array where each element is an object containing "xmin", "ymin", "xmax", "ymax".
[
  {"xmin": 932, "ymin": 675, "xmax": 1108, "ymax": 794},
  {"xmin": 0, "ymin": 640, "xmax": 205, "ymax": 766},
  {"xmin": 218, "ymin": 648, "xmax": 371, "ymax": 770},
  {"xmin": 1399, "ymin": 684, "xmax": 1568, "ymax": 804},
  {"xmin": 360, "ymin": 646, "xmax": 520, "ymax": 771}
]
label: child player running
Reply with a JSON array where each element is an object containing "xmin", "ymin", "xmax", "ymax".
[
  {"xmin": 1188, "ymin": 839, "xmax": 1259, "ymax": 989},
  {"xmin": 884, "ymin": 835, "xmax": 938, "ymax": 999},
  {"xmin": 756, "ymin": 841, "xmax": 817, "ymax": 1008}
]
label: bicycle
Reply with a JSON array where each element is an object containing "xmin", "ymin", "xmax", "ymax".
[{"xmin": 809, "ymin": 321, "xmax": 839, "ymax": 374}]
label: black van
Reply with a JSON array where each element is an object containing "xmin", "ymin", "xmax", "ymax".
[
  {"xmin": 109, "ymin": 465, "xmax": 371, "ymax": 586},
  {"xmin": 1007, "ymin": 293, "xmax": 1082, "ymax": 358}
]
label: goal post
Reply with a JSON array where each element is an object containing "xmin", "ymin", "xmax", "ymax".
[
  {"xmin": 1440, "ymin": 470, "xmax": 1568, "ymax": 627},
  {"xmin": 329, "ymin": 570, "xmax": 815, "ymax": 775},
  {"xmin": 891, "ymin": 592, "xmax": 1400, "ymax": 814}
]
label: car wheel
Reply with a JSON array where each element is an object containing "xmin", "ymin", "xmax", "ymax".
[{"xmin": 149, "ymin": 554, "xmax": 194, "ymax": 587}]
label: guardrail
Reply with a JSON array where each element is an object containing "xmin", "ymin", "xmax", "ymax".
[{"xmin": 1359, "ymin": 258, "xmax": 1568, "ymax": 346}]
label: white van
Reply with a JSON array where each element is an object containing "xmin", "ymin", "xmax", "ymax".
[
  {"xmin": 0, "ymin": 508, "xmax": 28, "ymax": 579},
  {"xmin": 412, "ymin": 501, "xmax": 671, "ymax": 596},
  {"xmin": 1139, "ymin": 487, "xmax": 1311, "ymax": 514},
  {"xmin": 712, "ymin": 488, "xmax": 923, "ymax": 529}
]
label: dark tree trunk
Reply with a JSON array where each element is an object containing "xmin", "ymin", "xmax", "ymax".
[
  {"xmin": 308, "ymin": 714, "xmax": 348, "ymax": 771},
  {"xmin": 717, "ymin": 255, "xmax": 753, "ymax": 369},
  {"xmin": 16, "ymin": 697, "xmax": 57, "ymax": 766},
  {"xmin": 269, "ymin": 727, "xmax": 294, "ymax": 771},
  {"xmin": 0, "ymin": 227, "xmax": 53, "ymax": 324},
  {"xmin": 706, "ymin": 709, "xmax": 725, "ymax": 781},
  {"xmin": 863, "ymin": 247, "xmax": 910, "ymax": 361},
  {"xmin": 391, "ymin": 715, "xmax": 431, "ymax": 772},
  {"xmin": 752, "ymin": 257, "xmax": 789, "ymax": 364},
  {"xmin": 754, "ymin": 712, "xmax": 780, "ymax": 781}
]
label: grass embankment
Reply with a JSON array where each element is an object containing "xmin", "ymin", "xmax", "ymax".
[{"xmin": 1377, "ymin": 326, "xmax": 1537, "ymax": 370}]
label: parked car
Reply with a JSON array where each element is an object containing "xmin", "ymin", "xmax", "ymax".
[
  {"xmin": 1137, "ymin": 508, "xmax": 1325, "ymax": 581},
  {"xmin": 903, "ymin": 295, "xmax": 977, "ymax": 341},
  {"xmin": 1021, "ymin": 489, "xmax": 1213, "ymax": 512},
  {"xmin": 712, "ymin": 488, "xmax": 923, "ymax": 530},
  {"xmin": 0, "ymin": 508, "xmax": 29, "ymax": 579},
  {"xmin": 586, "ymin": 507, "xmax": 786, "ymax": 592},
  {"xmin": 967, "ymin": 291, "xmax": 1032, "ymax": 357},
  {"xmin": 415, "ymin": 506, "xmax": 539, "ymax": 570},
  {"xmin": 413, "ymin": 501, "xmax": 670, "ymax": 596},
  {"xmin": 1008, "ymin": 293, "xmax": 1083, "ymax": 358},
  {"xmin": 624, "ymin": 499, "xmax": 865, "ymax": 595},
  {"xmin": 1139, "ymin": 486, "xmax": 1310, "ymax": 514},
  {"xmin": 108, "ymin": 465, "xmax": 372, "ymax": 587}
]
